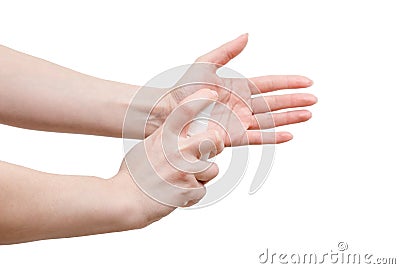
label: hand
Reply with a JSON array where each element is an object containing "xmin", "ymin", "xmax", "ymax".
[
  {"xmin": 113, "ymin": 89, "xmax": 224, "ymax": 227},
  {"xmin": 145, "ymin": 34, "xmax": 317, "ymax": 145}
]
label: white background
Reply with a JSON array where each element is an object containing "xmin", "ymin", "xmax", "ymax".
[{"xmin": 0, "ymin": 0, "xmax": 399, "ymax": 268}]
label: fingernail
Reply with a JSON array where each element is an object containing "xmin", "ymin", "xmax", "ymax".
[
  {"xmin": 302, "ymin": 94, "xmax": 318, "ymax": 103},
  {"xmin": 310, "ymin": 95, "xmax": 318, "ymax": 103},
  {"xmin": 305, "ymin": 78, "xmax": 314, "ymax": 86},
  {"xmin": 282, "ymin": 133, "xmax": 293, "ymax": 140},
  {"xmin": 299, "ymin": 111, "xmax": 312, "ymax": 119}
]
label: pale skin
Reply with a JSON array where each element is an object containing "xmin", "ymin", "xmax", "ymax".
[{"xmin": 0, "ymin": 34, "xmax": 317, "ymax": 244}]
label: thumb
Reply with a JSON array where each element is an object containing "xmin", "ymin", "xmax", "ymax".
[
  {"xmin": 165, "ymin": 88, "xmax": 218, "ymax": 132},
  {"xmin": 195, "ymin": 33, "xmax": 248, "ymax": 66}
]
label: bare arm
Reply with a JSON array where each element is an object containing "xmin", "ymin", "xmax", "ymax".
[
  {"xmin": 0, "ymin": 36, "xmax": 317, "ymax": 244},
  {"xmin": 0, "ymin": 89, "xmax": 223, "ymax": 244},
  {"xmin": 0, "ymin": 37, "xmax": 317, "ymax": 140},
  {"xmin": 0, "ymin": 45, "xmax": 163, "ymax": 138},
  {"xmin": 0, "ymin": 161, "xmax": 140, "ymax": 244}
]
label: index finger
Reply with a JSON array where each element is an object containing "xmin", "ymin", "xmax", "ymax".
[{"xmin": 165, "ymin": 88, "xmax": 218, "ymax": 133}]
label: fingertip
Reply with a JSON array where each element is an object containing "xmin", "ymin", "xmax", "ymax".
[
  {"xmin": 234, "ymin": 33, "xmax": 248, "ymax": 47},
  {"xmin": 297, "ymin": 76, "xmax": 313, "ymax": 87},
  {"xmin": 299, "ymin": 110, "xmax": 312, "ymax": 120},
  {"xmin": 239, "ymin": 33, "xmax": 249, "ymax": 40},
  {"xmin": 300, "ymin": 93, "xmax": 318, "ymax": 105},
  {"xmin": 208, "ymin": 163, "xmax": 219, "ymax": 180},
  {"xmin": 277, "ymin": 132, "xmax": 293, "ymax": 143},
  {"xmin": 283, "ymin": 132, "xmax": 293, "ymax": 141},
  {"xmin": 309, "ymin": 95, "xmax": 318, "ymax": 104}
]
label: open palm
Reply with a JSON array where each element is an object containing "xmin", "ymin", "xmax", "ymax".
[{"xmin": 166, "ymin": 34, "xmax": 317, "ymax": 146}]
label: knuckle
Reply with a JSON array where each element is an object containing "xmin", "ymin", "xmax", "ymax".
[
  {"xmin": 208, "ymin": 163, "xmax": 219, "ymax": 179},
  {"xmin": 179, "ymin": 181, "xmax": 204, "ymax": 198},
  {"xmin": 176, "ymin": 170, "xmax": 191, "ymax": 181},
  {"xmin": 197, "ymin": 186, "xmax": 206, "ymax": 198},
  {"xmin": 190, "ymin": 185, "xmax": 206, "ymax": 201}
]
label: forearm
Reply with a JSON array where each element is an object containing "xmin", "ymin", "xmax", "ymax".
[
  {"xmin": 0, "ymin": 161, "xmax": 140, "ymax": 244},
  {"xmin": 0, "ymin": 45, "xmax": 163, "ymax": 138}
]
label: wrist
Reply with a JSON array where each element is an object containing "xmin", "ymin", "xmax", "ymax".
[
  {"xmin": 106, "ymin": 172, "xmax": 149, "ymax": 230},
  {"xmin": 95, "ymin": 81, "xmax": 137, "ymax": 138},
  {"xmin": 108, "ymin": 169, "xmax": 175, "ymax": 230},
  {"xmin": 92, "ymin": 81, "xmax": 170, "ymax": 139},
  {"xmin": 122, "ymin": 86, "xmax": 172, "ymax": 138}
]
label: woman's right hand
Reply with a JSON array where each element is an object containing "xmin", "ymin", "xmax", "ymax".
[
  {"xmin": 111, "ymin": 88, "xmax": 224, "ymax": 229},
  {"xmin": 141, "ymin": 34, "xmax": 316, "ymax": 145}
]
